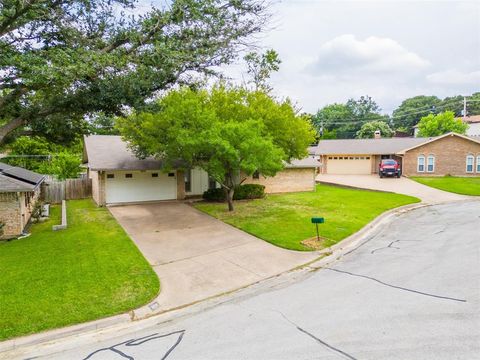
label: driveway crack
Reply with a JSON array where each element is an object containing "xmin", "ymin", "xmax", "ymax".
[{"xmin": 325, "ymin": 268, "xmax": 466, "ymax": 303}]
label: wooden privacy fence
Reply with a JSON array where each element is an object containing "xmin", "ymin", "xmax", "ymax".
[{"xmin": 41, "ymin": 177, "xmax": 92, "ymax": 204}]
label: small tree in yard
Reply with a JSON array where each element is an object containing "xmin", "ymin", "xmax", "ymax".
[
  {"xmin": 117, "ymin": 85, "xmax": 315, "ymax": 211},
  {"xmin": 417, "ymin": 111, "xmax": 468, "ymax": 137}
]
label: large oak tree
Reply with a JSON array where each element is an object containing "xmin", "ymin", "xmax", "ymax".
[{"xmin": 0, "ymin": 0, "xmax": 268, "ymax": 144}]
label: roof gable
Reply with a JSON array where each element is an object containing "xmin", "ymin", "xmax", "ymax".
[{"xmin": 397, "ymin": 132, "xmax": 480, "ymax": 154}]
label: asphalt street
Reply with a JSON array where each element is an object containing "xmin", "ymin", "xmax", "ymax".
[{"xmin": 34, "ymin": 201, "xmax": 480, "ymax": 359}]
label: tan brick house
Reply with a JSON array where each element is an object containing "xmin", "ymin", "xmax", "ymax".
[
  {"xmin": 83, "ymin": 135, "xmax": 319, "ymax": 206},
  {"xmin": 0, "ymin": 163, "xmax": 45, "ymax": 239},
  {"xmin": 314, "ymin": 132, "xmax": 480, "ymax": 177}
]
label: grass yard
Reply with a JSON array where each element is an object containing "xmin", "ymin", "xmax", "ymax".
[
  {"xmin": 411, "ymin": 176, "xmax": 480, "ymax": 196},
  {"xmin": 0, "ymin": 199, "xmax": 159, "ymax": 341},
  {"xmin": 195, "ymin": 183, "xmax": 420, "ymax": 251}
]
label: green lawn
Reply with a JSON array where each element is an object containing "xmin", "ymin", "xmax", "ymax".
[
  {"xmin": 195, "ymin": 183, "xmax": 420, "ymax": 251},
  {"xmin": 0, "ymin": 199, "xmax": 159, "ymax": 341},
  {"xmin": 411, "ymin": 176, "xmax": 480, "ymax": 196}
]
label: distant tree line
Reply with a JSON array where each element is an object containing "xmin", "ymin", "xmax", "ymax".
[{"xmin": 310, "ymin": 92, "xmax": 480, "ymax": 140}]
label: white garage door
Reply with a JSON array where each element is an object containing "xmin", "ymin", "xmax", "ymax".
[
  {"xmin": 105, "ymin": 170, "xmax": 177, "ymax": 204},
  {"xmin": 327, "ymin": 156, "xmax": 372, "ymax": 175}
]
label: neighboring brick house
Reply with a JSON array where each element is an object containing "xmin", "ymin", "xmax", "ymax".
[
  {"xmin": 0, "ymin": 163, "xmax": 45, "ymax": 239},
  {"xmin": 313, "ymin": 132, "xmax": 480, "ymax": 177},
  {"xmin": 83, "ymin": 135, "xmax": 320, "ymax": 206},
  {"xmin": 462, "ymin": 115, "xmax": 480, "ymax": 137}
]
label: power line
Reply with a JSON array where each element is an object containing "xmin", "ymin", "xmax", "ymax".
[{"xmin": 313, "ymin": 99, "xmax": 467, "ymax": 125}]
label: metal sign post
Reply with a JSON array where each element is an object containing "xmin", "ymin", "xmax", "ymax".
[{"xmin": 311, "ymin": 217, "xmax": 325, "ymax": 241}]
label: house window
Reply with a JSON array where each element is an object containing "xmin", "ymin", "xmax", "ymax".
[
  {"xmin": 366, "ymin": 157, "xmax": 370, "ymax": 160},
  {"xmin": 253, "ymin": 170, "xmax": 260, "ymax": 179},
  {"xmin": 328, "ymin": 157, "xmax": 332, "ymax": 160},
  {"xmin": 477, "ymin": 156, "xmax": 480, "ymax": 173},
  {"xmin": 184, "ymin": 170, "xmax": 192, "ymax": 192},
  {"xmin": 125, "ymin": 173, "xmax": 133, "ymax": 178},
  {"xmin": 107, "ymin": 174, "xmax": 114, "ymax": 179},
  {"xmin": 427, "ymin": 155, "xmax": 435, "ymax": 173},
  {"xmin": 208, "ymin": 177, "xmax": 216, "ymax": 190},
  {"xmin": 466, "ymin": 155, "xmax": 474, "ymax": 173},
  {"xmin": 151, "ymin": 173, "xmax": 159, "ymax": 178},
  {"xmin": 417, "ymin": 156, "xmax": 425, "ymax": 172},
  {"xmin": 168, "ymin": 172, "xmax": 175, "ymax": 177}
]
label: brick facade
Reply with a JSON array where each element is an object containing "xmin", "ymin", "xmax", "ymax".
[
  {"xmin": 176, "ymin": 170, "xmax": 186, "ymax": 200},
  {"xmin": 89, "ymin": 169, "xmax": 106, "ymax": 206},
  {"xmin": 243, "ymin": 168, "xmax": 316, "ymax": 193},
  {"xmin": 0, "ymin": 188, "xmax": 41, "ymax": 239},
  {"xmin": 402, "ymin": 134, "xmax": 480, "ymax": 176},
  {"xmin": 0, "ymin": 192, "xmax": 21, "ymax": 238}
]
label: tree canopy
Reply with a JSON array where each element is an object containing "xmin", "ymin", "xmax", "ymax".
[
  {"xmin": 244, "ymin": 49, "xmax": 281, "ymax": 92},
  {"xmin": 117, "ymin": 85, "xmax": 315, "ymax": 211},
  {"xmin": 417, "ymin": 111, "xmax": 468, "ymax": 137},
  {"xmin": 356, "ymin": 120, "xmax": 393, "ymax": 139},
  {"xmin": 311, "ymin": 96, "xmax": 388, "ymax": 139},
  {"xmin": 0, "ymin": 0, "xmax": 268, "ymax": 144},
  {"xmin": 391, "ymin": 95, "xmax": 441, "ymax": 131}
]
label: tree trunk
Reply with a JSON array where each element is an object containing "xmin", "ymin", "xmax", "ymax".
[
  {"xmin": 0, "ymin": 117, "xmax": 25, "ymax": 144},
  {"xmin": 226, "ymin": 187, "xmax": 235, "ymax": 212}
]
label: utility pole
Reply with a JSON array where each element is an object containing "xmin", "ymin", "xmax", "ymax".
[{"xmin": 463, "ymin": 96, "xmax": 467, "ymax": 121}]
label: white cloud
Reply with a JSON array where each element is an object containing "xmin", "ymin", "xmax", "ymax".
[
  {"xmin": 426, "ymin": 69, "xmax": 480, "ymax": 85},
  {"xmin": 306, "ymin": 34, "xmax": 430, "ymax": 76}
]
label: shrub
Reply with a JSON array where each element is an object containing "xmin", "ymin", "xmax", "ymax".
[
  {"xmin": 202, "ymin": 184, "xmax": 265, "ymax": 202},
  {"xmin": 202, "ymin": 188, "xmax": 226, "ymax": 202},
  {"xmin": 233, "ymin": 184, "xmax": 265, "ymax": 200}
]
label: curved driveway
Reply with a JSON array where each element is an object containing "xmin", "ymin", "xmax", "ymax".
[{"xmin": 37, "ymin": 200, "xmax": 480, "ymax": 360}]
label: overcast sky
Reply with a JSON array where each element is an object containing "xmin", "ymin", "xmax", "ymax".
[{"xmin": 146, "ymin": 0, "xmax": 480, "ymax": 114}]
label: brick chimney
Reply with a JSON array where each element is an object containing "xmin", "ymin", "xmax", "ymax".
[{"xmin": 374, "ymin": 130, "xmax": 381, "ymax": 139}]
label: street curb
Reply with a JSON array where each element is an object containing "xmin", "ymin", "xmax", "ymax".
[
  {"xmin": 0, "ymin": 314, "xmax": 130, "ymax": 354},
  {"xmin": 2, "ymin": 198, "xmax": 476, "ymax": 356}
]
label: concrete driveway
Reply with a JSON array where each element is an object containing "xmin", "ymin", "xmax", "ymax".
[
  {"xmin": 108, "ymin": 202, "xmax": 318, "ymax": 317},
  {"xmin": 317, "ymin": 174, "xmax": 469, "ymax": 203}
]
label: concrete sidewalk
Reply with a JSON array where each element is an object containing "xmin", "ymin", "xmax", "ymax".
[
  {"xmin": 108, "ymin": 202, "xmax": 319, "ymax": 319},
  {"xmin": 317, "ymin": 174, "xmax": 469, "ymax": 203}
]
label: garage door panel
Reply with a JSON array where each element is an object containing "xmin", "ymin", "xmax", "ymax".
[
  {"xmin": 106, "ymin": 171, "xmax": 176, "ymax": 203},
  {"xmin": 328, "ymin": 157, "xmax": 371, "ymax": 175}
]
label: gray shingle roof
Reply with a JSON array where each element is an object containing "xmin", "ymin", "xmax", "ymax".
[
  {"xmin": 0, "ymin": 162, "xmax": 45, "ymax": 192},
  {"xmin": 84, "ymin": 135, "xmax": 166, "ymax": 171},
  {"xmin": 314, "ymin": 137, "xmax": 432, "ymax": 155},
  {"xmin": 285, "ymin": 157, "xmax": 320, "ymax": 168},
  {"xmin": 84, "ymin": 135, "xmax": 320, "ymax": 171}
]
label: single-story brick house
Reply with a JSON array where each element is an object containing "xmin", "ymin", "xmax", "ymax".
[
  {"xmin": 83, "ymin": 135, "xmax": 320, "ymax": 206},
  {"xmin": 314, "ymin": 132, "xmax": 480, "ymax": 177},
  {"xmin": 0, "ymin": 162, "xmax": 45, "ymax": 239}
]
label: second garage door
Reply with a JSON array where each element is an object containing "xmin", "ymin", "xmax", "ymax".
[
  {"xmin": 327, "ymin": 156, "xmax": 372, "ymax": 175},
  {"xmin": 105, "ymin": 170, "xmax": 177, "ymax": 204}
]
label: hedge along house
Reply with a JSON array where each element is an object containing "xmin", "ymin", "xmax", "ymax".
[
  {"xmin": 0, "ymin": 162, "xmax": 45, "ymax": 239},
  {"xmin": 315, "ymin": 132, "xmax": 480, "ymax": 177},
  {"xmin": 83, "ymin": 135, "xmax": 320, "ymax": 206}
]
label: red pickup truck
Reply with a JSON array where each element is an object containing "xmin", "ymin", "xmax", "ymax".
[{"xmin": 379, "ymin": 159, "xmax": 401, "ymax": 178}]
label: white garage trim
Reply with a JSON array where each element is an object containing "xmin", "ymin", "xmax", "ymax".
[
  {"xmin": 105, "ymin": 170, "xmax": 177, "ymax": 204},
  {"xmin": 327, "ymin": 155, "xmax": 372, "ymax": 175}
]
